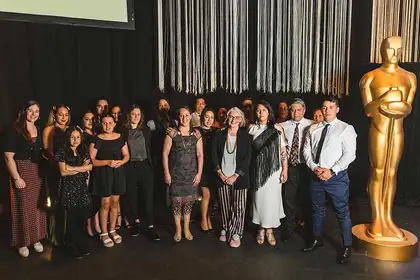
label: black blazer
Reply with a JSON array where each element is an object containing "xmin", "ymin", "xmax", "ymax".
[
  {"xmin": 212, "ymin": 127, "xmax": 252, "ymax": 190},
  {"xmin": 122, "ymin": 126, "xmax": 153, "ymax": 168}
]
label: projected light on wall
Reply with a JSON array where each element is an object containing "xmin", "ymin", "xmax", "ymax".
[{"xmin": 0, "ymin": 0, "xmax": 134, "ymax": 29}]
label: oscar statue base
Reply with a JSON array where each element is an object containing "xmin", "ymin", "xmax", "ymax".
[{"xmin": 352, "ymin": 224, "xmax": 418, "ymax": 262}]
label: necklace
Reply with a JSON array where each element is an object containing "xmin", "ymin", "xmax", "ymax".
[
  {"xmin": 226, "ymin": 133, "xmax": 238, "ymax": 154},
  {"xmin": 178, "ymin": 129, "xmax": 193, "ymax": 152}
]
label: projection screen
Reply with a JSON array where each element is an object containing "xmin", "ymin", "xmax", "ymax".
[{"xmin": 0, "ymin": 0, "xmax": 134, "ymax": 29}]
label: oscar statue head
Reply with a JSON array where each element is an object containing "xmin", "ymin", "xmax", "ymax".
[{"xmin": 380, "ymin": 36, "xmax": 402, "ymax": 65}]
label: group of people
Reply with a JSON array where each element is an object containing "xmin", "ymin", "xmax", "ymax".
[{"xmin": 4, "ymin": 95, "xmax": 357, "ymax": 264}]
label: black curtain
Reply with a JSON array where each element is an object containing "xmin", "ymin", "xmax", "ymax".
[{"xmin": 0, "ymin": 0, "xmax": 419, "ymax": 216}]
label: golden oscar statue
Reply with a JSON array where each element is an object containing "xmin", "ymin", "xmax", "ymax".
[{"xmin": 353, "ymin": 36, "xmax": 418, "ymax": 261}]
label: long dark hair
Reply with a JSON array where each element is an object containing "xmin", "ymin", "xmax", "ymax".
[
  {"xmin": 63, "ymin": 125, "xmax": 88, "ymax": 159},
  {"xmin": 157, "ymin": 97, "xmax": 173, "ymax": 128},
  {"xmin": 14, "ymin": 100, "xmax": 40, "ymax": 141},
  {"xmin": 80, "ymin": 110, "xmax": 94, "ymax": 130},
  {"xmin": 256, "ymin": 100, "xmax": 275, "ymax": 128},
  {"xmin": 124, "ymin": 104, "xmax": 145, "ymax": 129}
]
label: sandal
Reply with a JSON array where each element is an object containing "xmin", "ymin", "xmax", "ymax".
[
  {"xmin": 109, "ymin": 230, "xmax": 123, "ymax": 244},
  {"xmin": 100, "ymin": 233, "xmax": 114, "ymax": 248},
  {"xmin": 116, "ymin": 215, "xmax": 122, "ymax": 230},
  {"xmin": 184, "ymin": 231, "xmax": 194, "ymax": 241},
  {"xmin": 266, "ymin": 231, "xmax": 276, "ymax": 246},
  {"xmin": 174, "ymin": 233, "xmax": 182, "ymax": 242},
  {"xmin": 256, "ymin": 229, "xmax": 265, "ymax": 245}
]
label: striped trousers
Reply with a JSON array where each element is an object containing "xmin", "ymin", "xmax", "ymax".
[{"xmin": 218, "ymin": 185, "xmax": 247, "ymax": 240}]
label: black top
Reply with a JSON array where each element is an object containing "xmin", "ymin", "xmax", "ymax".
[
  {"xmin": 196, "ymin": 127, "xmax": 216, "ymax": 186},
  {"xmin": 212, "ymin": 128, "xmax": 252, "ymax": 189},
  {"xmin": 52, "ymin": 127, "xmax": 67, "ymax": 155},
  {"xmin": 93, "ymin": 135, "xmax": 125, "ymax": 160},
  {"xmin": 54, "ymin": 147, "xmax": 91, "ymax": 209},
  {"xmin": 4, "ymin": 127, "xmax": 43, "ymax": 163},
  {"xmin": 93, "ymin": 116, "xmax": 103, "ymax": 135},
  {"xmin": 150, "ymin": 117, "xmax": 177, "ymax": 165},
  {"xmin": 83, "ymin": 131, "xmax": 95, "ymax": 145}
]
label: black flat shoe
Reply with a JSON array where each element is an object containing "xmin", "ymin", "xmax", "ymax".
[
  {"xmin": 130, "ymin": 226, "xmax": 140, "ymax": 237},
  {"xmin": 207, "ymin": 228, "xmax": 214, "ymax": 234},
  {"xmin": 147, "ymin": 227, "xmax": 161, "ymax": 241},
  {"xmin": 68, "ymin": 245, "xmax": 83, "ymax": 260},
  {"xmin": 302, "ymin": 239, "xmax": 324, "ymax": 252}
]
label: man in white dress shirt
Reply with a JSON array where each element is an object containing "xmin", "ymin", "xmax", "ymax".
[
  {"xmin": 279, "ymin": 98, "xmax": 313, "ymax": 241},
  {"xmin": 302, "ymin": 97, "xmax": 357, "ymax": 265}
]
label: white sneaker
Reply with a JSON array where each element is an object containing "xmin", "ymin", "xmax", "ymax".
[
  {"xmin": 33, "ymin": 242, "xmax": 43, "ymax": 253},
  {"xmin": 18, "ymin": 247, "xmax": 29, "ymax": 257}
]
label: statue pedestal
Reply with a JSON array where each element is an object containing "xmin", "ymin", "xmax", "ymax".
[{"xmin": 352, "ymin": 224, "xmax": 418, "ymax": 262}]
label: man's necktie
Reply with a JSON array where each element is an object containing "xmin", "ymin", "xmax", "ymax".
[
  {"xmin": 314, "ymin": 124, "xmax": 330, "ymax": 164},
  {"xmin": 289, "ymin": 123, "xmax": 300, "ymax": 166}
]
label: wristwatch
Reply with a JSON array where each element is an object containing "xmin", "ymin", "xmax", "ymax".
[{"xmin": 330, "ymin": 169, "xmax": 336, "ymax": 176}]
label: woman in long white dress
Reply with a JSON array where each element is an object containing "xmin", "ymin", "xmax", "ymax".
[{"xmin": 249, "ymin": 101, "xmax": 288, "ymax": 246}]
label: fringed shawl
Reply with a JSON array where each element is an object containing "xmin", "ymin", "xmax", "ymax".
[{"xmin": 250, "ymin": 127, "xmax": 280, "ymax": 191}]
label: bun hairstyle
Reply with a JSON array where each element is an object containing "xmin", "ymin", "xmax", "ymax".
[
  {"xmin": 46, "ymin": 104, "xmax": 71, "ymax": 127},
  {"xmin": 176, "ymin": 106, "xmax": 193, "ymax": 128},
  {"xmin": 100, "ymin": 114, "xmax": 116, "ymax": 123}
]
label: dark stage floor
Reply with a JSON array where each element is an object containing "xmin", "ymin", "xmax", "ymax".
[{"xmin": 1, "ymin": 199, "xmax": 420, "ymax": 280}]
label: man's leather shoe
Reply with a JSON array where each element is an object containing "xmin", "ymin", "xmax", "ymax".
[
  {"xmin": 301, "ymin": 239, "xmax": 324, "ymax": 252},
  {"xmin": 337, "ymin": 246, "xmax": 351, "ymax": 264}
]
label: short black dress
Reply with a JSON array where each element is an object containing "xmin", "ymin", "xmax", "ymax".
[
  {"xmin": 90, "ymin": 135, "xmax": 126, "ymax": 197},
  {"xmin": 54, "ymin": 147, "xmax": 92, "ymax": 214},
  {"xmin": 196, "ymin": 127, "xmax": 216, "ymax": 187},
  {"xmin": 83, "ymin": 131, "xmax": 95, "ymax": 146}
]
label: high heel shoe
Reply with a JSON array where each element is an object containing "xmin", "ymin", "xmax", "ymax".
[
  {"xmin": 174, "ymin": 232, "xmax": 182, "ymax": 242},
  {"xmin": 266, "ymin": 231, "xmax": 276, "ymax": 246},
  {"xmin": 200, "ymin": 222, "xmax": 209, "ymax": 234},
  {"xmin": 256, "ymin": 229, "xmax": 265, "ymax": 245}
]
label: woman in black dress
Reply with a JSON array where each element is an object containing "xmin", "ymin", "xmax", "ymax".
[
  {"xmin": 162, "ymin": 106, "xmax": 204, "ymax": 242},
  {"xmin": 42, "ymin": 104, "xmax": 70, "ymax": 245},
  {"xmin": 4, "ymin": 101, "xmax": 47, "ymax": 257},
  {"xmin": 89, "ymin": 115, "xmax": 129, "ymax": 247},
  {"xmin": 196, "ymin": 108, "xmax": 217, "ymax": 234},
  {"xmin": 81, "ymin": 111, "xmax": 96, "ymax": 145},
  {"xmin": 55, "ymin": 126, "xmax": 92, "ymax": 259},
  {"xmin": 147, "ymin": 98, "xmax": 178, "ymax": 207},
  {"xmin": 80, "ymin": 110, "xmax": 101, "ymax": 236}
]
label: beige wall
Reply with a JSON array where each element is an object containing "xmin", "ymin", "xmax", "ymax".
[{"xmin": 0, "ymin": 0, "xmax": 128, "ymax": 22}]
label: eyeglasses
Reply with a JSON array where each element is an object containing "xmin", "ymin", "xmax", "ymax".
[{"xmin": 228, "ymin": 116, "xmax": 242, "ymax": 120}]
